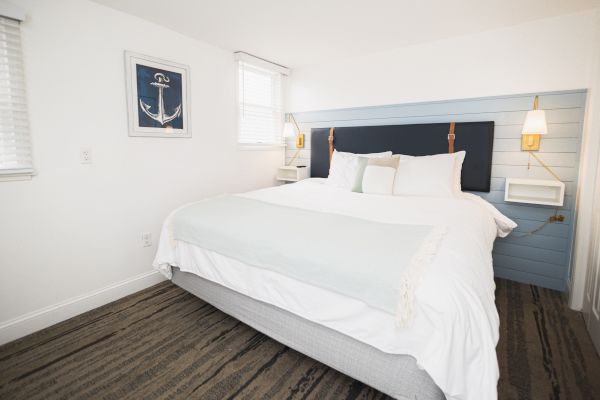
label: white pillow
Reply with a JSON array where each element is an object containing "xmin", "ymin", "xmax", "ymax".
[
  {"xmin": 393, "ymin": 151, "xmax": 466, "ymax": 197},
  {"xmin": 327, "ymin": 150, "xmax": 392, "ymax": 190},
  {"xmin": 451, "ymin": 151, "xmax": 466, "ymax": 194},
  {"xmin": 361, "ymin": 155, "xmax": 400, "ymax": 195}
]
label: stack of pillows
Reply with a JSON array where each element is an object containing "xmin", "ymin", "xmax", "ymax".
[{"xmin": 326, "ymin": 149, "xmax": 466, "ymax": 197}]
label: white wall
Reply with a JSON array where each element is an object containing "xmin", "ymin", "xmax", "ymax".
[
  {"xmin": 0, "ymin": 0, "xmax": 283, "ymax": 343},
  {"xmin": 287, "ymin": 11, "xmax": 598, "ymax": 112}
]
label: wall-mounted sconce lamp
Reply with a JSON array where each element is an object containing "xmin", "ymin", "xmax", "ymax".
[
  {"xmin": 283, "ymin": 114, "xmax": 305, "ymax": 165},
  {"xmin": 282, "ymin": 123, "xmax": 298, "ymax": 147},
  {"xmin": 510, "ymin": 94, "xmax": 565, "ymax": 228},
  {"xmin": 283, "ymin": 114, "xmax": 304, "ymax": 149},
  {"xmin": 521, "ymin": 95, "xmax": 547, "ymax": 151}
]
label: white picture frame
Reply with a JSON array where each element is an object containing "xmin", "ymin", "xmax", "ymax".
[{"xmin": 124, "ymin": 51, "xmax": 191, "ymax": 138}]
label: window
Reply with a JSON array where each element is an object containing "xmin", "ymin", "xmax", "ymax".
[
  {"xmin": 0, "ymin": 14, "xmax": 33, "ymax": 179},
  {"xmin": 236, "ymin": 53, "xmax": 287, "ymax": 146}
]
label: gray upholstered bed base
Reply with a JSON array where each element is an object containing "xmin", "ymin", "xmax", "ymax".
[{"xmin": 171, "ymin": 268, "xmax": 445, "ymax": 400}]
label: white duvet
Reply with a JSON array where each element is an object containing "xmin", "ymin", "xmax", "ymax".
[{"xmin": 154, "ymin": 178, "xmax": 516, "ymax": 400}]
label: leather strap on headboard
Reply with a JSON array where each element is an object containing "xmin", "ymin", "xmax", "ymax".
[
  {"xmin": 448, "ymin": 122, "xmax": 455, "ymax": 153},
  {"xmin": 328, "ymin": 127, "xmax": 335, "ymax": 161}
]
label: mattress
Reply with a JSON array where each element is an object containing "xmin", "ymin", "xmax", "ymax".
[
  {"xmin": 154, "ymin": 178, "xmax": 516, "ymax": 400},
  {"xmin": 171, "ymin": 267, "xmax": 445, "ymax": 400}
]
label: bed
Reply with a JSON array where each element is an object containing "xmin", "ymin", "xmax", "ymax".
[{"xmin": 153, "ymin": 122, "xmax": 514, "ymax": 400}]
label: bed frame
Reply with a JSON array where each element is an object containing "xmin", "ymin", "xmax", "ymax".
[
  {"xmin": 311, "ymin": 121, "xmax": 495, "ymax": 192},
  {"xmin": 172, "ymin": 267, "xmax": 445, "ymax": 400}
]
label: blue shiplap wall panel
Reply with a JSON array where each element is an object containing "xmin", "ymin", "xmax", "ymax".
[{"xmin": 286, "ymin": 90, "xmax": 587, "ymax": 291}]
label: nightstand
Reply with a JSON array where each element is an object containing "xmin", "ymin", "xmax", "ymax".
[{"xmin": 277, "ymin": 166, "xmax": 309, "ymax": 182}]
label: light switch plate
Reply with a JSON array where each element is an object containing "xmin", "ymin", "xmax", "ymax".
[{"xmin": 141, "ymin": 232, "xmax": 152, "ymax": 247}]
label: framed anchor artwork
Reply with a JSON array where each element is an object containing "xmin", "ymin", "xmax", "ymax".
[{"xmin": 125, "ymin": 51, "xmax": 191, "ymax": 137}]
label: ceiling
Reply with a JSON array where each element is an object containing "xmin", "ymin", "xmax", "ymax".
[{"xmin": 92, "ymin": 0, "xmax": 600, "ymax": 68}]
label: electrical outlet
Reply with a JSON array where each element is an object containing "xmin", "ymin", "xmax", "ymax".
[
  {"xmin": 141, "ymin": 232, "xmax": 152, "ymax": 247},
  {"xmin": 80, "ymin": 148, "xmax": 92, "ymax": 164}
]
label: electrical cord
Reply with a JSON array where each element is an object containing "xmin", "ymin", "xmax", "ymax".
[{"xmin": 512, "ymin": 209, "xmax": 559, "ymax": 237}]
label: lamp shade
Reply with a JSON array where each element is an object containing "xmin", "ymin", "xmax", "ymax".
[
  {"xmin": 522, "ymin": 110, "xmax": 548, "ymax": 135},
  {"xmin": 282, "ymin": 122, "xmax": 296, "ymax": 138}
]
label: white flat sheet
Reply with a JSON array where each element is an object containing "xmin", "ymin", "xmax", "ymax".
[{"xmin": 154, "ymin": 179, "xmax": 516, "ymax": 400}]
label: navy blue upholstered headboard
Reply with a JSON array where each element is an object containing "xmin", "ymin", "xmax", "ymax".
[{"xmin": 310, "ymin": 121, "xmax": 494, "ymax": 192}]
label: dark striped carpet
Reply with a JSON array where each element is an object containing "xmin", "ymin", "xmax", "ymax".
[{"xmin": 0, "ymin": 279, "xmax": 598, "ymax": 400}]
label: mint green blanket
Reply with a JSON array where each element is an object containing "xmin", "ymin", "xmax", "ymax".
[{"xmin": 172, "ymin": 196, "xmax": 441, "ymax": 323}]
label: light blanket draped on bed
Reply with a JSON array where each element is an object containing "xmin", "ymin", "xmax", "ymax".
[{"xmin": 170, "ymin": 196, "xmax": 445, "ymax": 327}]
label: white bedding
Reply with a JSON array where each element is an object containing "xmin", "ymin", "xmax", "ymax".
[{"xmin": 154, "ymin": 178, "xmax": 516, "ymax": 400}]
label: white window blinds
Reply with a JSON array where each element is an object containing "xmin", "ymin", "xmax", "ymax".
[
  {"xmin": 0, "ymin": 15, "xmax": 33, "ymax": 177},
  {"xmin": 237, "ymin": 56, "xmax": 285, "ymax": 145}
]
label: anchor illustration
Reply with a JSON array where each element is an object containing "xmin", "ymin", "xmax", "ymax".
[{"xmin": 139, "ymin": 72, "xmax": 182, "ymax": 125}]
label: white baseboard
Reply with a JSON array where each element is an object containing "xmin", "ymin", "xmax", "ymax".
[{"xmin": 0, "ymin": 270, "xmax": 166, "ymax": 346}]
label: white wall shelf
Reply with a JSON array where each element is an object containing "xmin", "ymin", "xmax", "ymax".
[
  {"xmin": 277, "ymin": 166, "xmax": 309, "ymax": 182},
  {"xmin": 504, "ymin": 178, "xmax": 565, "ymax": 206}
]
